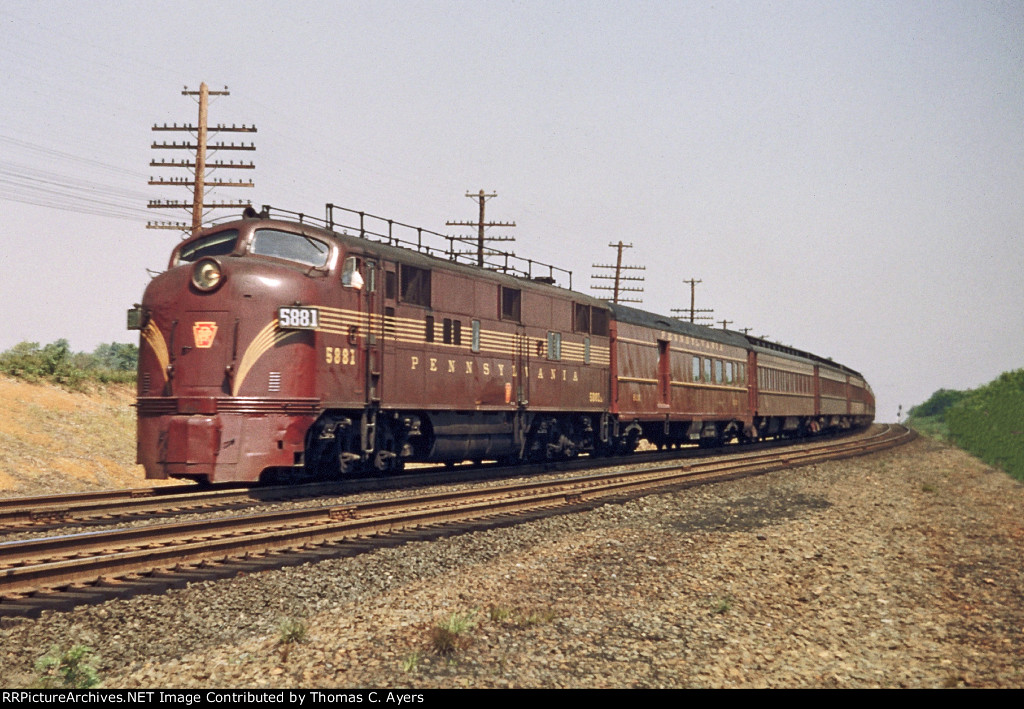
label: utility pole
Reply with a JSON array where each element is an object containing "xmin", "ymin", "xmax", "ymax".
[
  {"xmin": 592, "ymin": 241, "xmax": 645, "ymax": 304},
  {"xmin": 445, "ymin": 190, "xmax": 516, "ymax": 267},
  {"xmin": 148, "ymin": 83, "xmax": 256, "ymax": 235},
  {"xmin": 718, "ymin": 319, "xmax": 733, "ymax": 330},
  {"xmin": 671, "ymin": 278, "xmax": 713, "ymax": 324}
]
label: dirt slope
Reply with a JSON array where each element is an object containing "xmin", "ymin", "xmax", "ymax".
[{"xmin": 0, "ymin": 376, "xmax": 154, "ymax": 497}]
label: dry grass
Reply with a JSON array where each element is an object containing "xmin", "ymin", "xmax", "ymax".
[{"xmin": 0, "ymin": 375, "xmax": 159, "ymax": 496}]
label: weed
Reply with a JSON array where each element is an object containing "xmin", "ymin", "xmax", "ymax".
[
  {"xmin": 907, "ymin": 416, "xmax": 950, "ymax": 440},
  {"xmin": 487, "ymin": 604, "xmax": 556, "ymax": 627},
  {"xmin": 712, "ymin": 597, "xmax": 732, "ymax": 615},
  {"xmin": 278, "ymin": 618, "xmax": 308, "ymax": 644},
  {"xmin": 33, "ymin": 645, "xmax": 100, "ymax": 689},
  {"xmin": 445, "ymin": 610, "xmax": 477, "ymax": 634},
  {"xmin": 401, "ymin": 651, "xmax": 421, "ymax": 673},
  {"xmin": 429, "ymin": 626, "xmax": 460, "ymax": 655},
  {"xmin": 518, "ymin": 608, "xmax": 557, "ymax": 626},
  {"xmin": 488, "ymin": 604, "xmax": 513, "ymax": 622},
  {"xmin": 277, "ymin": 618, "xmax": 308, "ymax": 661},
  {"xmin": 921, "ymin": 482, "xmax": 937, "ymax": 493},
  {"xmin": 430, "ymin": 611, "xmax": 476, "ymax": 655}
]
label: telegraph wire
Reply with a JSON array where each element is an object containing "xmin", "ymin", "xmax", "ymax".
[
  {"xmin": 0, "ymin": 135, "xmax": 148, "ymax": 180},
  {"xmin": 0, "ymin": 164, "xmax": 152, "ymax": 201},
  {"xmin": 0, "ymin": 136, "xmax": 157, "ymax": 222}
]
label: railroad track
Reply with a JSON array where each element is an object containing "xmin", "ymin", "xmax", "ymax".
[
  {"xmin": 0, "ymin": 424, "xmax": 914, "ymax": 619},
  {"xmin": 0, "ymin": 428, "xmax": 873, "ymax": 534}
]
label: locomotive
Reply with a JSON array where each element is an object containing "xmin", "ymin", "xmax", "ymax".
[{"xmin": 129, "ymin": 204, "xmax": 874, "ymax": 484}]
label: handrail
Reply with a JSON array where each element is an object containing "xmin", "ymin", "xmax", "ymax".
[{"xmin": 254, "ymin": 203, "xmax": 573, "ymax": 290}]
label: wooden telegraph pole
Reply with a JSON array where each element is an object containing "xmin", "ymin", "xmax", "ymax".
[
  {"xmin": 592, "ymin": 241, "xmax": 645, "ymax": 304},
  {"xmin": 148, "ymin": 83, "xmax": 256, "ymax": 235},
  {"xmin": 446, "ymin": 190, "xmax": 516, "ymax": 266},
  {"xmin": 671, "ymin": 278, "xmax": 714, "ymax": 324}
]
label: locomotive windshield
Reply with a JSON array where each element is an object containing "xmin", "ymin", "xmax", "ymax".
[
  {"xmin": 177, "ymin": 230, "xmax": 239, "ymax": 263},
  {"xmin": 250, "ymin": 229, "xmax": 330, "ymax": 268}
]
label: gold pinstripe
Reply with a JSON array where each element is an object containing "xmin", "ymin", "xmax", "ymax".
[
  {"xmin": 310, "ymin": 306, "xmax": 609, "ymax": 366},
  {"xmin": 619, "ymin": 377, "xmax": 745, "ymax": 393},
  {"xmin": 671, "ymin": 381, "xmax": 747, "ymax": 392},
  {"xmin": 142, "ymin": 321, "xmax": 170, "ymax": 383},
  {"xmin": 233, "ymin": 319, "xmax": 302, "ymax": 396}
]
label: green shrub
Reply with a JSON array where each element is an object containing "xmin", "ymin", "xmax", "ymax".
[
  {"xmin": 0, "ymin": 340, "xmax": 137, "ymax": 388},
  {"xmin": 277, "ymin": 618, "xmax": 308, "ymax": 645},
  {"xmin": 909, "ymin": 388, "xmax": 971, "ymax": 419},
  {"xmin": 430, "ymin": 611, "xmax": 476, "ymax": 655},
  {"xmin": 906, "ymin": 387, "xmax": 975, "ymax": 439},
  {"xmin": 91, "ymin": 342, "xmax": 139, "ymax": 372},
  {"xmin": 34, "ymin": 645, "xmax": 100, "ymax": 688},
  {"xmin": 945, "ymin": 370, "xmax": 1024, "ymax": 481}
]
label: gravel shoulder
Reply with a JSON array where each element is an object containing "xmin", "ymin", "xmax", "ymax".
[{"xmin": 2, "ymin": 435, "xmax": 1022, "ymax": 688}]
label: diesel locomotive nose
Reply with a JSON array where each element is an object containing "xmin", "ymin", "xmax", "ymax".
[{"xmin": 132, "ymin": 222, "xmax": 328, "ymax": 483}]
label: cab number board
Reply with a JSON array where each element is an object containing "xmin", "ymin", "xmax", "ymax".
[{"xmin": 278, "ymin": 307, "xmax": 320, "ymax": 330}]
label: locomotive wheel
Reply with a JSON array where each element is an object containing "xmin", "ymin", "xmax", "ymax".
[
  {"xmin": 533, "ymin": 418, "xmax": 578, "ymax": 461},
  {"xmin": 372, "ymin": 448, "xmax": 404, "ymax": 474},
  {"xmin": 336, "ymin": 424, "xmax": 360, "ymax": 476},
  {"xmin": 307, "ymin": 416, "xmax": 362, "ymax": 479},
  {"xmin": 370, "ymin": 420, "xmax": 404, "ymax": 475},
  {"xmin": 338, "ymin": 451, "xmax": 359, "ymax": 476}
]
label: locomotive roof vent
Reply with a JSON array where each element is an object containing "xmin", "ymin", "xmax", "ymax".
[{"xmin": 243, "ymin": 205, "xmax": 270, "ymax": 220}]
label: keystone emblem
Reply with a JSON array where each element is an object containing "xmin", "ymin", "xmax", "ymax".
[{"xmin": 193, "ymin": 322, "xmax": 218, "ymax": 349}]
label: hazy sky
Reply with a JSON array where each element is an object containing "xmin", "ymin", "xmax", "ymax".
[{"xmin": 1, "ymin": 0, "xmax": 1021, "ymax": 422}]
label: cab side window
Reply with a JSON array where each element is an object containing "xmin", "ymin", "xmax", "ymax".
[
  {"xmin": 342, "ymin": 256, "xmax": 363, "ymax": 288},
  {"xmin": 401, "ymin": 265, "xmax": 431, "ymax": 306}
]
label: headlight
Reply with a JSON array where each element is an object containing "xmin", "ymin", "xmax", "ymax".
[{"xmin": 192, "ymin": 258, "xmax": 225, "ymax": 292}]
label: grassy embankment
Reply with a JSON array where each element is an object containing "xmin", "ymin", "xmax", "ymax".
[
  {"xmin": 907, "ymin": 369, "xmax": 1024, "ymax": 482},
  {"xmin": 0, "ymin": 340, "xmax": 147, "ymax": 495}
]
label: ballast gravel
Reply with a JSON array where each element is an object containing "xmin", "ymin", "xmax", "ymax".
[{"xmin": 1, "ymin": 435, "xmax": 1021, "ymax": 688}]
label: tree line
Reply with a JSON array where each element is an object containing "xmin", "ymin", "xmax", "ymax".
[{"xmin": 0, "ymin": 340, "xmax": 137, "ymax": 388}]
